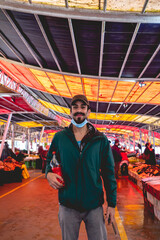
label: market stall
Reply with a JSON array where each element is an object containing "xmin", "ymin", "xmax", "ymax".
[
  {"xmin": 142, "ymin": 177, "xmax": 160, "ymax": 221},
  {"xmin": 129, "ymin": 163, "xmax": 160, "ymax": 220},
  {"xmin": 0, "ymin": 156, "xmax": 29, "ymax": 186},
  {"xmin": 24, "ymin": 154, "xmax": 40, "ymax": 169},
  {"xmin": 129, "ymin": 163, "xmax": 160, "ymax": 189}
]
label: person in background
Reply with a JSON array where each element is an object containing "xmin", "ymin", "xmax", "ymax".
[
  {"xmin": 46, "ymin": 94, "xmax": 117, "ymax": 240},
  {"xmin": 16, "ymin": 150, "xmax": 25, "ymax": 162},
  {"xmin": 0, "ymin": 142, "xmax": 16, "ymax": 161},
  {"xmin": 38, "ymin": 146, "xmax": 48, "ymax": 172},
  {"xmin": 38, "ymin": 146, "xmax": 44, "ymax": 156},
  {"xmin": 144, "ymin": 142, "xmax": 156, "ymax": 165},
  {"xmin": 112, "ymin": 139, "xmax": 122, "ymax": 179}
]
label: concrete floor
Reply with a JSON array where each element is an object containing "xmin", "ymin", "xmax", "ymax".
[{"xmin": 0, "ymin": 170, "xmax": 160, "ymax": 240}]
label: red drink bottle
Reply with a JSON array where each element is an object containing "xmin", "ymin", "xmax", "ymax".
[{"xmin": 50, "ymin": 151, "xmax": 64, "ymax": 186}]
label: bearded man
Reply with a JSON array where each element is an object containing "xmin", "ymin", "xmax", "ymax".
[{"xmin": 46, "ymin": 94, "xmax": 117, "ymax": 240}]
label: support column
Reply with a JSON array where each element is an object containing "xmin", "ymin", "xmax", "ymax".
[
  {"xmin": 0, "ymin": 113, "xmax": 12, "ymax": 158},
  {"xmin": 27, "ymin": 128, "xmax": 30, "ymax": 155},
  {"xmin": 11, "ymin": 124, "xmax": 15, "ymax": 152},
  {"xmin": 139, "ymin": 129, "xmax": 143, "ymax": 154},
  {"xmin": 40, "ymin": 126, "xmax": 45, "ymax": 145},
  {"xmin": 148, "ymin": 125, "xmax": 151, "ymax": 143},
  {"xmin": 128, "ymin": 134, "xmax": 131, "ymax": 150},
  {"xmin": 35, "ymin": 132, "xmax": 38, "ymax": 153},
  {"xmin": 133, "ymin": 131, "xmax": 135, "ymax": 151},
  {"xmin": 153, "ymin": 131, "xmax": 155, "ymax": 151},
  {"xmin": 145, "ymin": 133, "xmax": 148, "ymax": 144}
]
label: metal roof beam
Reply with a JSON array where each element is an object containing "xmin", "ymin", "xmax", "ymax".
[
  {"xmin": 143, "ymin": 105, "xmax": 159, "ymax": 116},
  {"xmin": 138, "ymin": 44, "xmax": 160, "ymax": 78},
  {"xmin": 34, "ymin": 14, "xmax": 62, "ymax": 71},
  {"xmin": 102, "ymin": 81, "xmax": 118, "ymax": 124},
  {"xmin": 139, "ymin": 109, "xmax": 160, "ymax": 125},
  {"xmin": 114, "ymin": 103, "xmax": 134, "ymax": 125},
  {"xmin": 1, "ymin": 57, "xmax": 160, "ymax": 82},
  {"xmin": 0, "ymin": 113, "xmax": 12, "ymax": 158},
  {"xmin": 2, "ymin": 9, "xmax": 43, "ymax": 68},
  {"xmin": 141, "ymin": 0, "xmax": 149, "ymax": 14},
  {"xmin": 114, "ymin": 82, "xmax": 137, "ymax": 116},
  {"xmin": 99, "ymin": 21, "xmax": 105, "ymax": 77},
  {"xmin": 121, "ymin": 104, "xmax": 160, "ymax": 126},
  {"xmin": 148, "ymin": 88, "xmax": 160, "ymax": 103},
  {"xmin": 134, "ymin": 73, "xmax": 160, "ymax": 104},
  {"xmin": 115, "ymin": 103, "xmax": 146, "ymax": 125},
  {"xmin": 0, "ymin": 103, "xmax": 21, "ymax": 115},
  {"xmin": 0, "ymin": 49, "xmax": 7, "ymax": 59},
  {"xmin": 0, "ymin": 31, "xmax": 24, "ymax": 64},
  {"xmin": 156, "ymin": 73, "xmax": 160, "ymax": 78},
  {"xmin": 118, "ymin": 23, "xmax": 140, "ymax": 78},
  {"xmin": 0, "ymin": 1, "xmax": 160, "ymax": 23},
  {"xmin": 103, "ymin": 0, "xmax": 107, "ymax": 12},
  {"xmin": 9, "ymin": 111, "xmax": 34, "ymax": 114},
  {"xmin": 0, "ymin": 93, "xmax": 20, "ymax": 97},
  {"xmin": 33, "ymin": 16, "xmax": 73, "ymax": 99},
  {"xmin": 128, "ymin": 100, "xmax": 160, "ymax": 127},
  {"xmin": 68, "ymin": 18, "xmax": 81, "ymax": 74},
  {"xmin": 95, "ymin": 79, "xmax": 100, "ymax": 124},
  {"xmin": 81, "ymin": 78, "xmax": 85, "ymax": 95},
  {"xmin": 134, "ymin": 82, "xmax": 153, "ymax": 102},
  {"xmin": 0, "ymin": 96, "xmax": 29, "ymax": 112},
  {"xmin": 45, "ymin": 72, "xmax": 72, "ymax": 117},
  {"xmin": 0, "ymin": 73, "xmax": 57, "ymax": 120},
  {"xmin": 65, "ymin": 0, "xmax": 69, "ymax": 8}
]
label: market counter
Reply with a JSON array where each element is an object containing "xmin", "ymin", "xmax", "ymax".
[
  {"xmin": 142, "ymin": 177, "xmax": 160, "ymax": 221},
  {"xmin": 24, "ymin": 155, "xmax": 40, "ymax": 169},
  {"xmin": 128, "ymin": 164, "xmax": 160, "ymax": 221}
]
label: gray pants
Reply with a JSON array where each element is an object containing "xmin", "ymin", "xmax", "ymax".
[{"xmin": 58, "ymin": 205, "xmax": 107, "ymax": 240}]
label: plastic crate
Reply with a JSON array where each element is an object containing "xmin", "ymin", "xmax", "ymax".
[
  {"xmin": 25, "ymin": 161, "xmax": 30, "ymax": 169},
  {"xmin": 32, "ymin": 160, "xmax": 36, "ymax": 169},
  {"xmin": 4, "ymin": 167, "xmax": 22, "ymax": 183}
]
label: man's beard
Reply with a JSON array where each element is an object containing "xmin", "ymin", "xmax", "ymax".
[
  {"xmin": 75, "ymin": 117, "xmax": 87, "ymax": 124},
  {"xmin": 73, "ymin": 112, "xmax": 86, "ymax": 124}
]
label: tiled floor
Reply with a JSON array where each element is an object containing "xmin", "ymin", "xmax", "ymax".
[{"xmin": 0, "ymin": 170, "xmax": 160, "ymax": 240}]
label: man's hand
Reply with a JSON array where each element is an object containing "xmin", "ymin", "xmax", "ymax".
[
  {"xmin": 47, "ymin": 172, "xmax": 64, "ymax": 189},
  {"xmin": 105, "ymin": 206, "xmax": 115, "ymax": 225}
]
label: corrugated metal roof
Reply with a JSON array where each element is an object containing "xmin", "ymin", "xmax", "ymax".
[{"xmin": 0, "ymin": 0, "xmax": 160, "ymax": 138}]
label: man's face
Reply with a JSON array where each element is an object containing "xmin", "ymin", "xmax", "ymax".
[{"xmin": 70, "ymin": 100, "xmax": 91, "ymax": 124}]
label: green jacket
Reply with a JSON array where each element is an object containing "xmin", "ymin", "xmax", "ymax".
[{"xmin": 46, "ymin": 123, "xmax": 117, "ymax": 211}]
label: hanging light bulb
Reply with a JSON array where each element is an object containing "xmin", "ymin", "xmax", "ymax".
[
  {"xmin": 139, "ymin": 81, "xmax": 146, "ymax": 88},
  {"xmin": 123, "ymin": 103, "xmax": 128, "ymax": 108}
]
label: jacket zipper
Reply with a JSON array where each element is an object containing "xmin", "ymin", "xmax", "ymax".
[{"xmin": 64, "ymin": 129, "xmax": 104, "ymax": 210}]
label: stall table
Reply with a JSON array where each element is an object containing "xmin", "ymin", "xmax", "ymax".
[
  {"xmin": 142, "ymin": 177, "xmax": 160, "ymax": 221},
  {"xmin": 24, "ymin": 156, "xmax": 40, "ymax": 169}
]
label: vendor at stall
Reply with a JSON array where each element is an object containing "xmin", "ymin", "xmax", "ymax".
[
  {"xmin": 143, "ymin": 142, "xmax": 156, "ymax": 165},
  {"xmin": 0, "ymin": 142, "xmax": 16, "ymax": 161}
]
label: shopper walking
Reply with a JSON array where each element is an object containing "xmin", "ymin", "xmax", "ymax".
[
  {"xmin": 112, "ymin": 139, "xmax": 122, "ymax": 179},
  {"xmin": 46, "ymin": 94, "xmax": 117, "ymax": 240}
]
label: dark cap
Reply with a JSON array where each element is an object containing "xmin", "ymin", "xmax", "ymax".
[
  {"xmin": 71, "ymin": 95, "xmax": 90, "ymax": 107},
  {"xmin": 115, "ymin": 139, "xmax": 119, "ymax": 144}
]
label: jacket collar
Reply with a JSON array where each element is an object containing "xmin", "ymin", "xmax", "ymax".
[
  {"xmin": 63, "ymin": 122, "xmax": 104, "ymax": 152},
  {"xmin": 65, "ymin": 122, "xmax": 103, "ymax": 143},
  {"xmin": 68, "ymin": 122, "xmax": 102, "ymax": 137}
]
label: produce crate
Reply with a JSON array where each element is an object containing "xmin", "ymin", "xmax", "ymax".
[
  {"xmin": 0, "ymin": 169, "xmax": 4, "ymax": 186},
  {"xmin": 4, "ymin": 167, "xmax": 22, "ymax": 183}
]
